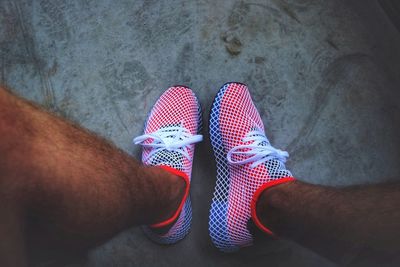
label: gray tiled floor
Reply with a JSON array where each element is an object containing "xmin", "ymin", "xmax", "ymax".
[{"xmin": 1, "ymin": 0, "xmax": 400, "ymax": 266}]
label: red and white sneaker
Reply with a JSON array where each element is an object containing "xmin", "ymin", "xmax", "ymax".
[
  {"xmin": 208, "ymin": 82, "xmax": 295, "ymax": 252},
  {"xmin": 134, "ymin": 86, "xmax": 202, "ymax": 244}
]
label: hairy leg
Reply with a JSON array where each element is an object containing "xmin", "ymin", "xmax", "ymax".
[
  {"xmin": 256, "ymin": 180, "xmax": 400, "ymax": 264},
  {"xmin": 0, "ymin": 199, "xmax": 26, "ymax": 267},
  {"xmin": 0, "ymin": 86, "xmax": 185, "ymax": 266}
]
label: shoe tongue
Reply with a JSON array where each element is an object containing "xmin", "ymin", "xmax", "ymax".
[
  {"xmin": 264, "ymin": 159, "xmax": 293, "ymax": 179},
  {"xmin": 250, "ymin": 126, "xmax": 270, "ymax": 143},
  {"xmin": 149, "ymin": 150, "xmax": 184, "ymax": 172},
  {"xmin": 146, "ymin": 124, "xmax": 185, "ymax": 171},
  {"xmin": 246, "ymin": 127, "xmax": 293, "ymax": 179}
]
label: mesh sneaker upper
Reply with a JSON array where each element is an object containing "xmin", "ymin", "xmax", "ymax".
[
  {"xmin": 141, "ymin": 87, "xmax": 202, "ymax": 178},
  {"xmin": 209, "ymin": 83, "xmax": 292, "ymax": 251},
  {"xmin": 136, "ymin": 86, "xmax": 202, "ymax": 244}
]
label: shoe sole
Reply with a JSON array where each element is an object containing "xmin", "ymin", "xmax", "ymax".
[{"xmin": 208, "ymin": 82, "xmax": 247, "ymax": 252}]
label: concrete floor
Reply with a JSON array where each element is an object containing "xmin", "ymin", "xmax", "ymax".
[{"xmin": 1, "ymin": 0, "xmax": 400, "ymax": 266}]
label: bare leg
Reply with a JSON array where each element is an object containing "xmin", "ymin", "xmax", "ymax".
[
  {"xmin": 0, "ymin": 200, "xmax": 26, "ymax": 267},
  {"xmin": 256, "ymin": 180, "xmax": 400, "ymax": 264},
  {"xmin": 0, "ymin": 86, "xmax": 185, "ymax": 266}
]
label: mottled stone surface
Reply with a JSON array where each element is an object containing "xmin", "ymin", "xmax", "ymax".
[{"xmin": 1, "ymin": 0, "xmax": 400, "ymax": 266}]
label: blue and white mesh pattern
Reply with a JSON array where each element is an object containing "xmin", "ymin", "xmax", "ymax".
[
  {"xmin": 208, "ymin": 83, "xmax": 292, "ymax": 252},
  {"xmin": 143, "ymin": 198, "xmax": 192, "ymax": 244},
  {"xmin": 209, "ymin": 83, "xmax": 238, "ymax": 251}
]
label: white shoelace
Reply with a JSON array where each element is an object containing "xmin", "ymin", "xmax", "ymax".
[
  {"xmin": 227, "ymin": 129, "xmax": 289, "ymax": 168},
  {"xmin": 133, "ymin": 125, "xmax": 203, "ymax": 162}
]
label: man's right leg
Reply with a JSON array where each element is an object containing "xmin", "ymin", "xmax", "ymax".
[{"xmin": 0, "ymin": 86, "xmax": 186, "ymax": 266}]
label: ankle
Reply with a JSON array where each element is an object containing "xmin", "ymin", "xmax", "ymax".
[
  {"xmin": 156, "ymin": 167, "xmax": 187, "ymax": 224},
  {"xmin": 139, "ymin": 165, "xmax": 187, "ymax": 226},
  {"xmin": 254, "ymin": 180, "xmax": 297, "ymax": 235}
]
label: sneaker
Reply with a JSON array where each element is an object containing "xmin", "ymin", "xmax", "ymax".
[
  {"xmin": 208, "ymin": 82, "xmax": 295, "ymax": 252},
  {"xmin": 134, "ymin": 86, "xmax": 202, "ymax": 244}
]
